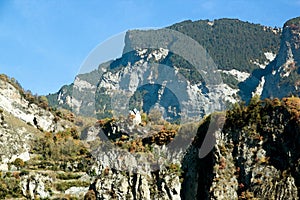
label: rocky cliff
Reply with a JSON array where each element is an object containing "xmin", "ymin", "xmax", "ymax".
[
  {"xmin": 47, "ymin": 18, "xmax": 281, "ymax": 118},
  {"xmin": 81, "ymin": 97, "xmax": 299, "ymax": 200},
  {"xmin": 182, "ymin": 97, "xmax": 300, "ymax": 199},
  {"xmin": 240, "ymin": 17, "xmax": 300, "ymax": 103},
  {"xmin": 2, "ymin": 73, "xmax": 300, "ymax": 199},
  {"xmin": 262, "ymin": 17, "xmax": 300, "ymax": 99},
  {"xmin": 1, "ymin": 17, "xmax": 300, "ymax": 200},
  {"xmin": 0, "ymin": 75, "xmax": 93, "ymax": 199},
  {"xmin": 0, "ymin": 75, "xmax": 73, "ymax": 133}
]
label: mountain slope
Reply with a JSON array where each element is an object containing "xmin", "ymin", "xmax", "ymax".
[
  {"xmin": 239, "ymin": 17, "xmax": 300, "ymax": 103},
  {"xmin": 0, "ymin": 75, "xmax": 95, "ymax": 199},
  {"xmin": 2, "ymin": 17, "xmax": 300, "ymax": 200},
  {"xmin": 168, "ymin": 18, "xmax": 281, "ymax": 72},
  {"xmin": 182, "ymin": 97, "xmax": 300, "ymax": 199},
  {"xmin": 2, "ymin": 76, "xmax": 300, "ymax": 199},
  {"xmin": 47, "ymin": 18, "xmax": 282, "ymax": 118},
  {"xmin": 262, "ymin": 17, "xmax": 300, "ymax": 98}
]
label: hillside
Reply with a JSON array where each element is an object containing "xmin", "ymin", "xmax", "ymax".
[
  {"xmin": 2, "ymin": 72, "xmax": 300, "ymax": 199},
  {"xmin": 1, "ymin": 16, "xmax": 300, "ymax": 199},
  {"xmin": 239, "ymin": 16, "xmax": 300, "ymax": 103},
  {"xmin": 182, "ymin": 96, "xmax": 300, "ymax": 199},
  {"xmin": 168, "ymin": 18, "xmax": 281, "ymax": 72}
]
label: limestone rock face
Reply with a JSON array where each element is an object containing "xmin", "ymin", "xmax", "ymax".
[
  {"xmin": 93, "ymin": 168, "xmax": 181, "ymax": 200},
  {"xmin": 0, "ymin": 109, "xmax": 32, "ymax": 168},
  {"xmin": 84, "ymin": 98, "xmax": 300, "ymax": 199},
  {"xmin": 262, "ymin": 17, "xmax": 300, "ymax": 99},
  {"xmin": 0, "ymin": 78, "xmax": 67, "ymax": 132},
  {"xmin": 2, "ymin": 17, "xmax": 300, "ymax": 200},
  {"xmin": 49, "ymin": 28, "xmax": 260, "ymax": 121},
  {"xmin": 21, "ymin": 173, "xmax": 52, "ymax": 199},
  {"xmin": 239, "ymin": 17, "xmax": 300, "ymax": 103},
  {"xmin": 181, "ymin": 98, "xmax": 300, "ymax": 199}
]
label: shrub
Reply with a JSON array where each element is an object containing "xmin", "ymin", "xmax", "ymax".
[
  {"xmin": 34, "ymin": 129, "xmax": 89, "ymax": 162},
  {"xmin": 12, "ymin": 158, "xmax": 25, "ymax": 170},
  {"xmin": 20, "ymin": 170, "xmax": 29, "ymax": 176},
  {"xmin": 56, "ymin": 172, "xmax": 82, "ymax": 180},
  {"xmin": 55, "ymin": 181, "xmax": 90, "ymax": 191},
  {"xmin": 84, "ymin": 190, "xmax": 96, "ymax": 200},
  {"xmin": 167, "ymin": 163, "xmax": 182, "ymax": 176},
  {"xmin": 0, "ymin": 176, "xmax": 22, "ymax": 198}
]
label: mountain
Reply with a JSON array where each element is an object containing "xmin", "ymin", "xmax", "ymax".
[
  {"xmin": 182, "ymin": 96, "xmax": 300, "ymax": 199},
  {"xmin": 168, "ymin": 18, "xmax": 281, "ymax": 73},
  {"xmin": 47, "ymin": 18, "xmax": 282, "ymax": 119},
  {"xmin": 1, "ymin": 17, "xmax": 300, "ymax": 199},
  {"xmin": 0, "ymin": 74, "xmax": 96, "ymax": 199},
  {"xmin": 239, "ymin": 17, "xmax": 300, "ymax": 103},
  {"xmin": 262, "ymin": 17, "xmax": 300, "ymax": 98},
  {"xmin": 2, "ymin": 71, "xmax": 300, "ymax": 199}
]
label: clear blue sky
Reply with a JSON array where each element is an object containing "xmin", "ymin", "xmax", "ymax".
[{"xmin": 0, "ymin": 0, "xmax": 299, "ymax": 95}]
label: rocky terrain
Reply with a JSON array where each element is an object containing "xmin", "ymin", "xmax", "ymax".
[
  {"xmin": 47, "ymin": 18, "xmax": 281, "ymax": 119},
  {"xmin": 183, "ymin": 96, "xmax": 300, "ymax": 199},
  {"xmin": 0, "ymin": 17, "xmax": 300, "ymax": 199},
  {"xmin": 0, "ymin": 75, "xmax": 94, "ymax": 199},
  {"xmin": 262, "ymin": 17, "xmax": 300, "ymax": 98},
  {"xmin": 1, "ymin": 72, "xmax": 300, "ymax": 199},
  {"xmin": 239, "ymin": 17, "xmax": 300, "ymax": 103}
]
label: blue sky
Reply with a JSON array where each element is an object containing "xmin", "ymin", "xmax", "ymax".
[{"xmin": 0, "ymin": 0, "xmax": 299, "ymax": 95}]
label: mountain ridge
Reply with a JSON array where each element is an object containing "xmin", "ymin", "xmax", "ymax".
[
  {"xmin": 47, "ymin": 18, "xmax": 284, "ymax": 119},
  {"xmin": 0, "ymin": 16, "xmax": 300, "ymax": 199}
]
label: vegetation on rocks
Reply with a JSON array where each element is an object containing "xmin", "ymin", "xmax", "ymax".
[
  {"xmin": 185, "ymin": 96, "xmax": 300, "ymax": 199},
  {"xmin": 168, "ymin": 18, "xmax": 281, "ymax": 73}
]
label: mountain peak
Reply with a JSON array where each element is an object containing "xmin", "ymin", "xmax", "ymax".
[{"xmin": 284, "ymin": 16, "xmax": 300, "ymax": 28}]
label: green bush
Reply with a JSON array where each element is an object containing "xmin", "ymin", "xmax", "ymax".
[
  {"xmin": 0, "ymin": 176, "xmax": 22, "ymax": 198},
  {"xmin": 55, "ymin": 181, "xmax": 90, "ymax": 191},
  {"xmin": 12, "ymin": 158, "xmax": 25, "ymax": 170},
  {"xmin": 56, "ymin": 172, "xmax": 82, "ymax": 180},
  {"xmin": 34, "ymin": 130, "xmax": 89, "ymax": 162}
]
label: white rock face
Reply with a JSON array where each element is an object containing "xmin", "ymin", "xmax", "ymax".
[
  {"xmin": 65, "ymin": 186, "xmax": 89, "ymax": 197},
  {"xmin": 252, "ymin": 77, "xmax": 265, "ymax": 97},
  {"xmin": 94, "ymin": 163, "xmax": 182, "ymax": 200},
  {"xmin": 219, "ymin": 69, "xmax": 250, "ymax": 82},
  {"xmin": 136, "ymin": 48, "xmax": 169, "ymax": 61},
  {"xmin": 0, "ymin": 79, "xmax": 59, "ymax": 132},
  {"xmin": 261, "ymin": 24, "xmax": 300, "ymax": 99},
  {"xmin": 251, "ymin": 52, "xmax": 276, "ymax": 69},
  {"xmin": 55, "ymin": 72, "xmax": 100, "ymax": 117},
  {"xmin": 95, "ymin": 48, "xmax": 233, "ymax": 124},
  {"xmin": 148, "ymin": 48, "xmax": 169, "ymax": 61},
  {"xmin": 279, "ymin": 41, "xmax": 295, "ymax": 78},
  {"xmin": 0, "ymin": 111, "xmax": 32, "ymax": 166},
  {"xmin": 53, "ymin": 45, "xmax": 245, "ymax": 119},
  {"xmin": 212, "ymin": 84, "xmax": 239, "ymax": 104},
  {"xmin": 264, "ymin": 52, "xmax": 276, "ymax": 62},
  {"xmin": 86, "ymin": 117, "xmax": 188, "ymax": 199},
  {"xmin": 73, "ymin": 77, "xmax": 96, "ymax": 92},
  {"xmin": 21, "ymin": 173, "xmax": 52, "ymax": 199},
  {"xmin": 0, "ymin": 163, "xmax": 8, "ymax": 171},
  {"xmin": 82, "ymin": 125, "xmax": 102, "ymax": 142},
  {"xmin": 0, "ymin": 78, "xmax": 74, "ymax": 168}
]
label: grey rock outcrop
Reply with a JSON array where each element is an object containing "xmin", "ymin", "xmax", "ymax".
[
  {"xmin": 0, "ymin": 78, "xmax": 67, "ymax": 132},
  {"xmin": 262, "ymin": 17, "xmax": 300, "ymax": 99},
  {"xmin": 21, "ymin": 173, "xmax": 52, "ymax": 199}
]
